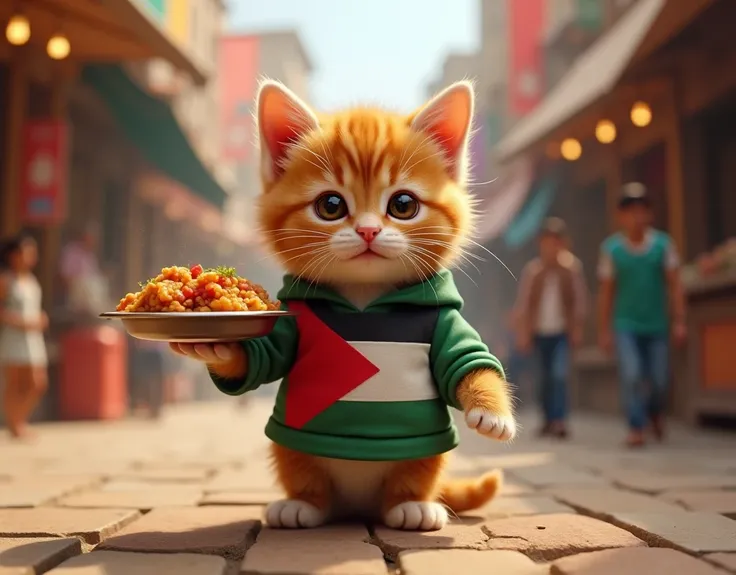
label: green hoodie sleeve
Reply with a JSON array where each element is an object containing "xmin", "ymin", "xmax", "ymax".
[
  {"xmin": 210, "ymin": 303, "xmax": 299, "ymax": 396},
  {"xmin": 430, "ymin": 307, "xmax": 506, "ymax": 410}
]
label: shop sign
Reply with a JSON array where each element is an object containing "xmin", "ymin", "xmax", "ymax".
[{"xmin": 20, "ymin": 119, "xmax": 69, "ymax": 225}]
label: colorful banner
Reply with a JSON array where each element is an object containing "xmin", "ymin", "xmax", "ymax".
[
  {"xmin": 20, "ymin": 119, "xmax": 69, "ymax": 225},
  {"xmin": 219, "ymin": 36, "xmax": 260, "ymax": 161},
  {"xmin": 508, "ymin": 0, "xmax": 546, "ymax": 115}
]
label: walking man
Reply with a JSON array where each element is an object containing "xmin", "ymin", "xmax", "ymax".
[
  {"xmin": 515, "ymin": 217, "xmax": 588, "ymax": 439},
  {"xmin": 597, "ymin": 183, "xmax": 687, "ymax": 448}
]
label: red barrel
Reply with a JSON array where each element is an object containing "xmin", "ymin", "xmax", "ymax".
[{"xmin": 59, "ymin": 326, "xmax": 128, "ymax": 420}]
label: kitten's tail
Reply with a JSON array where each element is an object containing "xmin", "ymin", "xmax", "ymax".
[{"xmin": 437, "ymin": 469, "xmax": 503, "ymax": 513}]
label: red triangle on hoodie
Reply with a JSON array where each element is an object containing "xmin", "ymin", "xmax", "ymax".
[{"xmin": 284, "ymin": 301, "xmax": 380, "ymax": 429}]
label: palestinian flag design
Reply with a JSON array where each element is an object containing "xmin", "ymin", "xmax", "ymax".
[{"xmin": 284, "ymin": 300, "xmax": 440, "ymax": 429}]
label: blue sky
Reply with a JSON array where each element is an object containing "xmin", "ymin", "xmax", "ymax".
[{"xmin": 227, "ymin": 0, "xmax": 479, "ymax": 112}]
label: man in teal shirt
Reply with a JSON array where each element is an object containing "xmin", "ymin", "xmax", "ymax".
[{"xmin": 597, "ymin": 183, "xmax": 687, "ymax": 448}]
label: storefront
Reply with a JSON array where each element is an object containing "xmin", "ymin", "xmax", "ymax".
[
  {"xmin": 0, "ymin": 1, "xmax": 227, "ymax": 422},
  {"xmin": 491, "ymin": 0, "xmax": 736, "ymax": 423}
]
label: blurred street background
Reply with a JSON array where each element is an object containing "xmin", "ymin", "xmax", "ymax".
[{"xmin": 1, "ymin": 0, "xmax": 735, "ymax": 433}]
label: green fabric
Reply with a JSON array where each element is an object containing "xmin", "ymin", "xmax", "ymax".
[
  {"xmin": 604, "ymin": 231, "xmax": 670, "ymax": 334},
  {"xmin": 81, "ymin": 64, "xmax": 226, "ymax": 208},
  {"xmin": 210, "ymin": 270, "xmax": 505, "ymax": 461},
  {"xmin": 266, "ymin": 400, "xmax": 458, "ymax": 460}
]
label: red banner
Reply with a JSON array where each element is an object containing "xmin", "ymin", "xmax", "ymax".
[
  {"xmin": 20, "ymin": 119, "xmax": 69, "ymax": 225},
  {"xmin": 508, "ymin": 0, "xmax": 546, "ymax": 115},
  {"xmin": 219, "ymin": 36, "xmax": 260, "ymax": 161}
]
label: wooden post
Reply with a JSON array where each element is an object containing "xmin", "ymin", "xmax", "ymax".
[
  {"xmin": 605, "ymin": 140, "xmax": 623, "ymax": 233},
  {"xmin": 1, "ymin": 50, "xmax": 29, "ymax": 238},
  {"xmin": 663, "ymin": 77, "xmax": 687, "ymax": 256},
  {"xmin": 39, "ymin": 63, "xmax": 76, "ymax": 307}
]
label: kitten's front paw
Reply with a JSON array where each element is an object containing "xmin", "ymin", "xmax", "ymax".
[
  {"xmin": 384, "ymin": 501, "xmax": 448, "ymax": 531},
  {"xmin": 265, "ymin": 499, "xmax": 327, "ymax": 529},
  {"xmin": 465, "ymin": 408, "xmax": 517, "ymax": 441}
]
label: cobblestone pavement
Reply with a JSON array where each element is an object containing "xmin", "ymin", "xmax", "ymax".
[{"xmin": 1, "ymin": 399, "xmax": 735, "ymax": 574}]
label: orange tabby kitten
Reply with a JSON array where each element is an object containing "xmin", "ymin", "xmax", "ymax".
[{"xmin": 171, "ymin": 80, "xmax": 516, "ymax": 531}]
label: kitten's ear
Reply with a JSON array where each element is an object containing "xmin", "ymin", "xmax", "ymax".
[
  {"xmin": 256, "ymin": 80, "xmax": 319, "ymax": 183},
  {"xmin": 410, "ymin": 81, "xmax": 474, "ymax": 182}
]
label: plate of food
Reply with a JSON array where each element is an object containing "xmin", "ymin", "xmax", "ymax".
[{"xmin": 101, "ymin": 264, "xmax": 294, "ymax": 342}]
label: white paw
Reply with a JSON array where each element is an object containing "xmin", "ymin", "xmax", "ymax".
[
  {"xmin": 264, "ymin": 499, "xmax": 326, "ymax": 529},
  {"xmin": 465, "ymin": 408, "xmax": 517, "ymax": 441},
  {"xmin": 384, "ymin": 501, "xmax": 448, "ymax": 531}
]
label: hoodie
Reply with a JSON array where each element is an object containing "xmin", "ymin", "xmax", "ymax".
[{"xmin": 210, "ymin": 269, "xmax": 505, "ymax": 461}]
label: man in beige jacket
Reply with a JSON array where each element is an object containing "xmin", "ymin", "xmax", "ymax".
[{"xmin": 514, "ymin": 218, "xmax": 588, "ymax": 439}]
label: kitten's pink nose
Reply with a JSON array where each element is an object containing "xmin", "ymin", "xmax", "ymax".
[{"xmin": 356, "ymin": 226, "xmax": 381, "ymax": 243}]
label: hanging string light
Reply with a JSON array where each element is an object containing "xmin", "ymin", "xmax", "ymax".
[
  {"xmin": 6, "ymin": 13, "xmax": 31, "ymax": 46},
  {"xmin": 560, "ymin": 138, "xmax": 582, "ymax": 161},
  {"xmin": 630, "ymin": 101, "xmax": 652, "ymax": 127},
  {"xmin": 595, "ymin": 119, "xmax": 617, "ymax": 144},
  {"xmin": 47, "ymin": 31, "xmax": 71, "ymax": 60}
]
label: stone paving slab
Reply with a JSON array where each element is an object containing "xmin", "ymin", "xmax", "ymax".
[
  {"xmin": 705, "ymin": 553, "xmax": 736, "ymax": 573},
  {"xmin": 603, "ymin": 470, "xmax": 736, "ymax": 494},
  {"xmin": 55, "ymin": 485, "xmax": 203, "ymax": 510},
  {"xmin": 114, "ymin": 467, "xmax": 214, "ymax": 483},
  {"xmin": 371, "ymin": 523, "xmax": 489, "ymax": 560},
  {"xmin": 499, "ymin": 480, "xmax": 540, "ymax": 496},
  {"xmin": 200, "ymin": 490, "xmax": 282, "ymax": 506},
  {"xmin": 550, "ymin": 547, "xmax": 727, "ymax": 575},
  {"xmin": 47, "ymin": 550, "xmax": 228, "ymax": 575},
  {"xmin": 99, "ymin": 506, "xmax": 261, "ymax": 560},
  {"xmin": 0, "ymin": 475, "xmax": 102, "ymax": 508},
  {"xmin": 609, "ymin": 511, "xmax": 736, "ymax": 553},
  {"xmin": 660, "ymin": 490, "xmax": 736, "ymax": 517},
  {"xmin": 507, "ymin": 464, "xmax": 609, "ymax": 489},
  {"xmin": 242, "ymin": 526, "xmax": 386, "ymax": 575},
  {"xmin": 483, "ymin": 513, "xmax": 646, "ymax": 561},
  {"xmin": 0, "ymin": 538, "xmax": 81, "ymax": 575},
  {"xmin": 548, "ymin": 487, "xmax": 683, "ymax": 519},
  {"xmin": 205, "ymin": 469, "xmax": 277, "ymax": 493},
  {"xmin": 399, "ymin": 549, "xmax": 547, "ymax": 575},
  {"xmin": 0, "ymin": 508, "xmax": 140, "ymax": 544},
  {"xmin": 472, "ymin": 495, "xmax": 574, "ymax": 519}
]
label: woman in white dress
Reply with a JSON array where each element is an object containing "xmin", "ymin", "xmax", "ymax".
[{"xmin": 0, "ymin": 233, "xmax": 48, "ymax": 439}]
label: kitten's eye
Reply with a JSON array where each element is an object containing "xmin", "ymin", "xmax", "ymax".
[
  {"xmin": 314, "ymin": 193, "xmax": 348, "ymax": 221},
  {"xmin": 387, "ymin": 191, "xmax": 420, "ymax": 220}
]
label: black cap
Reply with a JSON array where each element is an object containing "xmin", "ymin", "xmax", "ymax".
[
  {"xmin": 540, "ymin": 217, "xmax": 567, "ymax": 238},
  {"xmin": 618, "ymin": 182, "xmax": 651, "ymax": 208}
]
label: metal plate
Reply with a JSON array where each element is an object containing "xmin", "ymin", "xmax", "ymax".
[{"xmin": 99, "ymin": 311, "xmax": 295, "ymax": 343}]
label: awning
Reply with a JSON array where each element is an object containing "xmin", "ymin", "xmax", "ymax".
[
  {"xmin": 101, "ymin": 0, "xmax": 208, "ymax": 85},
  {"xmin": 503, "ymin": 175, "xmax": 559, "ymax": 248},
  {"xmin": 475, "ymin": 156, "xmax": 535, "ymax": 243},
  {"xmin": 82, "ymin": 64, "xmax": 227, "ymax": 209},
  {"xmin": 494, "ymin": 0, "xmax": 665, "ymax": 162}
]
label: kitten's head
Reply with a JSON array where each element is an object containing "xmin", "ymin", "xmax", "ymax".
[{"xmin": 255, "ymin": 80, "xmax": 477, "ymax": 286}]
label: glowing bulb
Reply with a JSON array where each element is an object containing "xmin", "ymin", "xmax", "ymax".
[
  {"xmin": 595, "ymin": 119, "xmax": 617, "ymax": 144},
  {"xmin": 47, "ymin": 34, "xmax": 70, "ymax": 60},
  {"xmin": 630, "ymin": 101, "xmax": 652, "ymax": 127},
  {"xmin": 560, "ymin": 138, "xmax": 582, "ymax": 161},
  {"xmin": 6, "ymin": 14, "xmax": 31, "ymax": 46}
]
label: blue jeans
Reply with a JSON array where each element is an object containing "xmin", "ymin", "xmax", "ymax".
[
  {"xmin": 535, "ymin": 334, "xmax": 569, "ymax": 423},
  {"xmin": 615, "ymin": 331, "xmax": 670, "ymax": 430}
]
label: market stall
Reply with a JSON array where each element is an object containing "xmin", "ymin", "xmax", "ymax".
[{"xmin": 680, "ymin": 239, "xmax": 736, "ymax": 422}]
